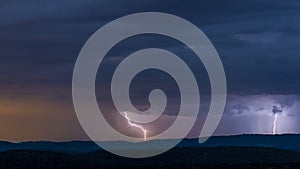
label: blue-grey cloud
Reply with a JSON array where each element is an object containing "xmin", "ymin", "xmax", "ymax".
[{"xmin": 272, "ymin": 106, "xmax": 283, "ymax": 114}]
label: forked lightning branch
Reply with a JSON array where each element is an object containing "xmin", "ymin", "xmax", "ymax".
[{"xmin": 123, "ymin": 111, "xmax": 147, "ymax": 141}]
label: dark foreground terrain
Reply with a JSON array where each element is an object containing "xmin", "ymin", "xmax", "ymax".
[
  {"xmin": 2, "ymin": 134, "xmax": 300, "ymax": 153},
  {"xmin": 1, "ymin": 146, "xmax": 300, "ymax": 169}
]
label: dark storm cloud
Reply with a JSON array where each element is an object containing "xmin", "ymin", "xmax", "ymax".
[
  {"xmin": 1, "ymin": 0, "xmax": 300, "ymax": 97},
  {"xmin": 0, "ymin": 1, "xmax": 299, "ymax": 109},
  {"xmin": 0, "ymin": 0, "xmax": 157, "ymax": 27}
]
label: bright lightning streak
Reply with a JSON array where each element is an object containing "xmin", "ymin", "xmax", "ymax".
[
  {"xmin": 124, "ymin": 111, "xmax": 147, "ymax": 141},
  {"xmin": 273, "ymin": 114, "xmax": 278, "ymax": 135}
]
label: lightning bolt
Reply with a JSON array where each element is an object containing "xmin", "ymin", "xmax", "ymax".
[
  {"xmin": 273, "ymin": 114, "xmax": 278, "ymax": 135},
  {"xmin": 123, "ymin": 111, "xmax": 147, "ymax": 141}
]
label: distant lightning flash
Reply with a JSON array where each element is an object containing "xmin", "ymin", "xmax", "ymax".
[
  {"xmin": 124, "ymin": 112, "xmax": 147, "ymax": 141},
  {"xmin": 272, "ymin": 106, "xmax": 282, "ymax": 135},
  {"xmin": 273, "ymin": 114, "xmax": 278, "ymax": 135}
]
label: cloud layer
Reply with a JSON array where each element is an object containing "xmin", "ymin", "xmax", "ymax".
[{"xmin": 0, "ymin": 0, "xmax": 300, "ymax": 141}]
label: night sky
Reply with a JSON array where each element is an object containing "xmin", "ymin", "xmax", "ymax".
[{"xmin": 1, "ymin": 0, "xmax": 300, "ymax": 142}]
